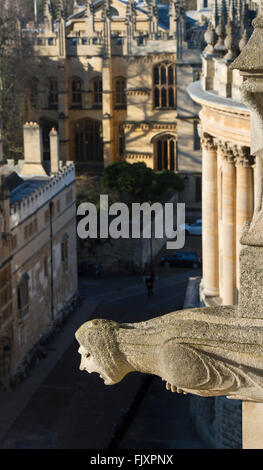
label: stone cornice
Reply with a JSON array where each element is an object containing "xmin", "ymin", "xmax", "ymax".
[
  {"xmin": 123, "ymin": 122, "xmax": 177, "ymax": 132},
  {"xmin": 128, "ymin": 53, "xmax": 176, "ymax": 65}
]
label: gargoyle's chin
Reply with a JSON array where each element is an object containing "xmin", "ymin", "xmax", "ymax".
[{"xmin": 102, "ymin": 376, "xmax": 116, "ymax": 385}]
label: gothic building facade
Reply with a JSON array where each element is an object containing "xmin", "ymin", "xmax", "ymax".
[{"xmin": 22, "ymin": 0, "xmax": 205, "ymax": 202}]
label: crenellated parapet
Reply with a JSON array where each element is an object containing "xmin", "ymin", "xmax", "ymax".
[{"xmin": 9, "ymin": 163, "xmax": 75, "ymax": 230}]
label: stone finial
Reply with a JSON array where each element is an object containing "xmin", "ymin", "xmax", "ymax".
[
  {"xmin": 203, "ymin": 21, "xmax": 217, "ymax": 56},
  {"xmin": 224, "ymin": 18, "xmax": 238, "ymax": 61},
  {"xmin": 214, "ymin": 15, "xmax": 227, "ymax": 55},
  {"xmin": 75, "ymin": 310, "xmax": 263, "ymax": 402}
]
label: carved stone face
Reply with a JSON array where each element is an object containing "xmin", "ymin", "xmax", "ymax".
[{"xmin": 77, "ymin": 345, "xmax": 115, "ymax": 385}]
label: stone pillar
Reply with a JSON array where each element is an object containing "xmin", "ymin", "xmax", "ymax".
[
  {"xmin": 49, "ymin": 128, "xmax": 60, "ymax": 174},
  {"xmin": 234, "ymin": 146, "xmax": 254, "ymax": 292},
  {"xmin": 220, "ymin": 142, "xmax": 236, "ymax": 305},
  {"xmin": 102, "ymin": 58, "xmax": 114, "ymax": 167},
  {"xmin": 199, "ymin": 129, "xmax": 219, "ymax": 298},
  {"xmin": 58, "ymin": 60, "xmax": 70, "ymax": 164}
]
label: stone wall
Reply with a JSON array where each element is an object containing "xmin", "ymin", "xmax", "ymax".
[
  {"xmin": 189, "ymin": 396, "xmax": 242, "ymax": 449},
  {"xmin": 184, "ymin": 276, "xmax": 242, "ymax": 449}
]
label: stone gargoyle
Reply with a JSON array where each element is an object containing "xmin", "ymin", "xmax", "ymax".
[{"xmin": 75, "ymin": 306, "xmax": 263, "ymax": 402}]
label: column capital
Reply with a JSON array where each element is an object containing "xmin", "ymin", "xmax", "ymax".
[
  {"xmin": 217, "ymin": 140, "xmax": 235, "ymax": 164},
  {"xmin": 231, "ymin": 145, "xmax": 255, "ymax": 168},
  {"xmin": 198, "ymin": 126, "xmax": 217, "ymax": 151}
]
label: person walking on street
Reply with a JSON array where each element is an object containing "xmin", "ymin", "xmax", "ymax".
[{"xmin": 145, "ymin": 273, "xmax": 154, "ymax": 297}]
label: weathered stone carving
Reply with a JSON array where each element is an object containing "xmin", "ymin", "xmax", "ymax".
[{"xmin": 75, "ymin": 307, "xmax": 263, "ymax": 402}]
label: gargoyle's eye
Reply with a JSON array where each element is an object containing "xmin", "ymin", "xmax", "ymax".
[{"xmin": 85, "ymin": 353, "xmax": 91, "ymax": 359}]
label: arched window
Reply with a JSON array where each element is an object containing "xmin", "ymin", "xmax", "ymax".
[
  {"xmin": 48, "ymin": 77, "xmax": 58, "ymax": 107},
  {"xmin": 115, "ymin": 77, "xmax": 126, "ymax": 107},
  {"xmin": 153, "ymin": 62, "xmax": 176, "ymax": 109},
  {"xmin": 93, "ymin": 77, "xmax": 103, "ymax": 106},
  {"xmin": 155, "ymin": 135, "xmax": 176, "ymax": 171},
  {"xmin": 71, "ymin": 77, "xmax": 82, "ymax": 106}
]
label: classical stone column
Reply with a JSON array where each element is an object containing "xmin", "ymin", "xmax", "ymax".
[
  {"xmin": 219, "ymin": 142, "xmax": 236, "ymax": 305},
  {"xmin": 234, "ymin": 146, "xmax": 254, "ymax": 292},
  {"xmin": 199, "ymin": 128, "xmax": 219, "ymax": 298}
]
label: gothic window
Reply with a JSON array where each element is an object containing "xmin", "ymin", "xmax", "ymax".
[
  {"xmin": 48, "ymin": 77, "xmax": 58, "ymax": 107},
  {"xmin": 153, "ymin": 62, "xmax": 176, "ymax": 109},
  {"xmin": 155, "ymin": 135, "xmax": 177, "ymax": 171},
  {"xmin": 93, "ymin": 77, "xmax": 103, "ymax": 106},
  {"xmin": 71, "ymin": 77, "xmax": 82, "ymax": 106},
  {"xmin": 115, "ymin": 77, "xmax": 126, "ymax": 107},
  {"xmin": 17, "ymin": 273, "xmax": 29, "ymax": 319}
]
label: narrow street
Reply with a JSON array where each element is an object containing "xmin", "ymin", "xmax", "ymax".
[{"xmin": 0, "ymin": 237, "xmax": 208, "ymax": 449}]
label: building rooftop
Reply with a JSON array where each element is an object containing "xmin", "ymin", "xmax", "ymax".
[{"xmin": 9, "ymin": 178, "xmax": 49, "ymax": 205}]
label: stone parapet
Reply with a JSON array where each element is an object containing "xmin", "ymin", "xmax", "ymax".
[{"xmin": 9, "ymin": 163, "xmax": 75, "ymax": 230}]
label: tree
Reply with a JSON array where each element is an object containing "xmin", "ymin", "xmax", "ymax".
[
  {"xmin": 101, "ymin": 161, "xmax": 184, "ymax": 205},
  {"xmin": 0, "ymin": 1, "xmax": 50, "ymax": 159}
]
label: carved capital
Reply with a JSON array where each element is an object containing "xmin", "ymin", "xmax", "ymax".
[
  {"xmin": 231, "ymin": 145, "xmax": 255, "ymax": 168},
  {"xmin": 198, "ymin": 126, "xmax": 217, "ymax": 152},
  {"xmin": 217, "ymin": 140, "xmax": 235, "ymax": 164}
]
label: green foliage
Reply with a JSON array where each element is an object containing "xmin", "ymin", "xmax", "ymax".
[{"xmin": 101, "ymin": 161, "xmax": 184, "ymax": 205}]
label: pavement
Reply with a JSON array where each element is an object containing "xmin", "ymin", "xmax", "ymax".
[{"xmin": 0, "ymin": 243, "xmax": 209, "ymax": 449}]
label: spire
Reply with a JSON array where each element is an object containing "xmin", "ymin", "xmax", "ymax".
[
  {"xmin": 211, "ymin": 0, "xmax": 219, "ymax": 28},
  {"xmin": 43, "ymin": 0, "xmax": 53, "ymax": 31},
  {"xmin": 84, "ymin": 0, "xmax": 93, "ymax": 17},
  {"xmin": 56, "ymin": 0, "xmax": 65, "ymax": 20},
  {"xmin": 239, "ymin": 2, "xmax": 252, "ymax": 50},
  {"xmin": 73, "ymin": 0, "xmax": 79, "ymax": 14},
  {"xmin": 224, "ymin": 17, "xmax": 237, "ymax": 61},
  {"xmin": 228, "ymin": 0, "xmax": 236, "ymax": 22},
  {"xmin": 220, "ymin": 0, "xmax": 228, "ymax": 26},
  {"xmin": 169, "ymin": 0, "xmax": 179, "ymax": 38},
  {"xmin": 102, "ymin": 0, "xmax": 112, "ymax": 58},
  {"xmin": 215, "ymin": 14, "xmax": 227, "ymax": 55},
  {"xmin": 147, "ymin": 0, "xmax": 158, "ymax": 35},
  {"xmin": 125, "ymin": 0, "xmax": 136, "ymax": 54}
]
